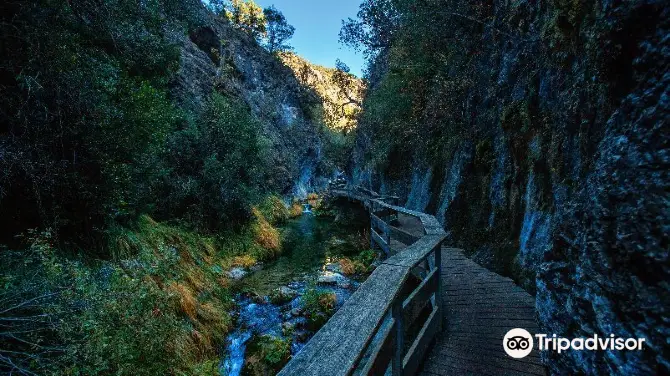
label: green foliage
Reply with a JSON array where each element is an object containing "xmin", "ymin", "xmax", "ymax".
[
  {"xmin": 263, "ymin": 6, "xmax": 295, "ymax": 53},
  {"xmin": 0, "ymin": 215, "xmax": 280, "ymax": 375},
  {"xmin": 342, "ymin": 0, "xmax": 490, "ymax": 175},
  {"xmin": 160, "ymin": 92, "xmax": 270, "ymax": 231},
  {"xmin": 245, "ymin": 335, "xmax": 292, "ymax": 374},
  {"xmin": 302, "ymin": 288, "xmax": 336, "ymax": 331},
  {"xmin": 0, "ymin": 0, "xmax": 188, "ymax": 250},
  {"xmin": 356, "ymin": 249, "xmax": 378, "ymax": 268},
  {"xmin": 339, "ymin": 0, "xmax": 400, "ymax": 58},
  {"xmin": 258, "ymin": 195, "xmax": 290, "ymax": 225},
  {"xmin": 226, "ymin": 0, "xmax": 267, "ymax": 38}
]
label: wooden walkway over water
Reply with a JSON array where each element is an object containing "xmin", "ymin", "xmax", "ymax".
[{"xmin": 280, "ymin": 186, "xmax": 546, "ymax": 376}]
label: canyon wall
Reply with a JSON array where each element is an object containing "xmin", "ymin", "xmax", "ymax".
[
  {"xmin": 170, "ymin": 5, "xmax": 330, "ymax": 198},
  {"xmin": 351, "ymin": 1, "xmax": 668, "ymax": 373}
]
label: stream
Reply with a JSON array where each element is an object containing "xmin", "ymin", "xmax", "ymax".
[{"xmin": 220, "ymin": 207, "xmax": 370, "ymax": 375}]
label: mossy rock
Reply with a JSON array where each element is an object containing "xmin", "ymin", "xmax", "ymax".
[{"xmin": 244, "ymin": 335, "xmax": 292, "ymax": 375}]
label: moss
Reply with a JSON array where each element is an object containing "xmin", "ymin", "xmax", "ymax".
[
  {"xmin": 245, "ymin": 335, "xmax": 292, "ymax": 375},
  {"xmin": 231, "ymin": 254, "xmax": 257, "ymax": 268},
  {"xmin": 302, "ymin": 288, "xmax": 336, "ymax": 331}
]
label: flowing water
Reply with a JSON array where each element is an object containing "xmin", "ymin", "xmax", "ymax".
[{"xmin": 220, "ymin": 209, "xmax": 369, "ymax": 375}]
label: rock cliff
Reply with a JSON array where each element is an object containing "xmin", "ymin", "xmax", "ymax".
[
  {"xmin": 170, "ymin": 4, "xmax": 330, "ymax": 197},
  {"xmin": 350, "ymin": 1, "xmax": 669, "ymax": 373}
]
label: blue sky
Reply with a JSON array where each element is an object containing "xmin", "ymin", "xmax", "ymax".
[{"xmin": 254, "ymin": 0, "xmax": 365, "ymax": 77}]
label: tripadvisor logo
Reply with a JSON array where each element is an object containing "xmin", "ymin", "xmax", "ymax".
[
  {"xmin": 503, "ymin": 328, "xmax": 534, "ymax": 358},
  {"xmin": 503, "ymin": 328, "xmax": 647, "ymax": 358}
]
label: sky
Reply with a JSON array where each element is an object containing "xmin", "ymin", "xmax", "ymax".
[{"xmin": 254, "ymin": 0, "xmax": 366, "ymax": 77}]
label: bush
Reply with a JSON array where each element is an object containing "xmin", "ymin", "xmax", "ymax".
[
  {"xmin": 0, "ymin": 0, "xmax": 187, "ymax": 252},
  {"xmin": 251, "ymin": 208, "xmax": 282, "ymax": 258},
  {"xmin": 160, "ymin": 92, "xmax": 270, "ymax": 232},
  {"xmin": 289, "ymin": 201, "xmax": 305, "ymax": 218},
  {"xmin": 302, "ymin": 288, "xmax": 336, "ymax": 331},
  {"xmin": 356, "ymin": 249, "xmax": 378, "ymax": 268}
]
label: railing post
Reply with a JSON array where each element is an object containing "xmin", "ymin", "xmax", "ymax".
[
  {"xmin": 435, "ymin": 243, "xmax": 443, "ymax": 332},
  {"xmin": 385, "ymin": 214, "xmax": 392, "ymax": 250},
  {"xmin": 391, "ymin": 297, "xmax": 404, "ymax": 376}
]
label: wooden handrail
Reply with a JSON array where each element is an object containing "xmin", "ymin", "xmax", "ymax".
[{"xmin": 279, "ymin": 185, "xmax": 446, "ymax": 376}]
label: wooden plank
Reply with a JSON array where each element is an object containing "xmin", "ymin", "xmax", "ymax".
[
  {"xmin": 403, "ymin": 269, "xmax": 438, "ymax": 311},
  {"xmin": 360, "ymin": 318, "xmax": 396, "ymax": 376},
  {"xmin": 278, "ymin": 264, "xmax": 409, "ymax": 376},
  {"xmin": 384, "ymin": 236, "xmax": 444, "ymax": 268},
  {"xmin": 370, "ymin": 213, "xmax": 389, "ymax": 235},
  {"xmin": 418, "ymin": 214, "xmax": 445, "ymax": 236},
  {"xmin": 403, "ymin": 307, "xmax": 441, "ymax": 376},
  {"xmin": 371, "ymin": 228, "xmax": 390, "ymax": 255},
  {"xmin": 430, "ymin": 350, "xmax": 547, "ymax": 375},
  {"xmin": 389, "ymin": 225, "xmax": 421, "ymax": 246},
  {"xmin": 435, "ymin": 341, "xmax": 543, "ymax": 362},
  {"xmin": 374, "ymin": 208, "xmax": 395, "ymax": 218}
]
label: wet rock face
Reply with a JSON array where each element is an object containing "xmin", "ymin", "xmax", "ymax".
[
  {"xmin": 352, "ymin": 0, "xmax": 669, "ymax": 373},
  {"xmin": 538, "ymin": 21, "xmax": 670, "ymax": 374}
]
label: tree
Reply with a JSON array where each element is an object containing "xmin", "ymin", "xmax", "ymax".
[
  {"xmin": 263, "ymin": 6, "xmax": 295, "ymax": 53},
  {"xmin": 206, "ymin": 0, "xmax": 227, "ymax": 15},
  {"xmin": 339, "ymin": 0, "xmax": 400, "ymax": 58},
  {"xmin": 227, "ymin": 0, "xmax": 266, "ymax": 38},
  {"xmin": 332, "ymin": 60, "xmax": 365, "ymax": 131}
]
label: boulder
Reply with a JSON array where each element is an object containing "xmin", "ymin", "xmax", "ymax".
[
  {"xmin": 226, "ymin": 267, "xmax": 247, "ymax": 280},
  {"xmin": 270, "ymin": 286, "xmax": 298, "ymax": 304},
  {"xmin": 317, "ymin": 271, "xmax": 350, "ymax": 288}
]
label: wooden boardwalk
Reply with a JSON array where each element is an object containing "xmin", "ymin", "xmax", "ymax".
[
  {"xmin": 392, "ymin": 213, "xmax": 545, "ymax": 375},
  {"xmin": 422, "ymin": 247, "xmax": 545, "ymax": 375},
  {"xmin": 280, "ymin": 187, "xmax": 546, "ymax": 376}
]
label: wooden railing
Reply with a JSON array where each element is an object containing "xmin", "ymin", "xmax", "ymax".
[{"xmin": 278, "ymin": 185, "xmax": 446, "ymax": 376}]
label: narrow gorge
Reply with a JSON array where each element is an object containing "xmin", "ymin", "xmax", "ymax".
[{"xmin": 0, "ymin": 0, "xmax": 667, "ymax": 375}]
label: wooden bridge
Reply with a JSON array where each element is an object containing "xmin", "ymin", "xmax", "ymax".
[{"xmin": 279, "ymin": 185, "xmax": 546, "ymax": 376}]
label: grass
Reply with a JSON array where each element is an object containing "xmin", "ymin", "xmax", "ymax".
[
  {"xmin": 2, "ymin": 201, "xmax": 287, "ymax": 375},
  {"xmin": 252, "ymin": 207, "xmax": 282, "ymax": 258}
]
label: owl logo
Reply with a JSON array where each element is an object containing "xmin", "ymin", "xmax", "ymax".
[{"xmin": 503, "ymin": 328, "xmax": 534, "ymax": 358}]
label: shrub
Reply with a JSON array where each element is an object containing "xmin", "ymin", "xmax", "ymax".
[
  {"xmin": 339, "ymin": 258, "xmax": 357, "ymax": 275},
  {"xmin": 302, "ymin": 288, "xmax": 336, "ymax": 331},
  {"xmin": 339, "ymin": 257, "xmax": 370, "ymax": 275},
  {"xmin": 0, "ymin": 0, "xmax": 186, "ymax": 252},
  {"xmin": 232, "ymin": 254, "xmax": 258, "ymax": 268},
  {"xmin": 289, "ymin": 201, "xmax": 304, "ymax": 218},
  {"xmin": 356, "ymin": 249, "xmax": 378, "ymax": 269},
  {"xmin": 159, "ymin": 92, "xmax": 273, "ymax": 232},
  {"xmin": 0, "ymin": 217, "xmax": 249, "ymax": 375}
]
